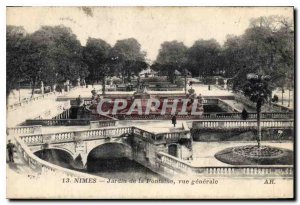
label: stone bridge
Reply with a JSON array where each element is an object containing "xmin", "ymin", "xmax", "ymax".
[
  {"xmin": 10, "ymin": 123, "xmax": 294, "ymax": 179},
  {"xmin": 18, "ymin": 125, "xmax": 192, "ymax": 171}
]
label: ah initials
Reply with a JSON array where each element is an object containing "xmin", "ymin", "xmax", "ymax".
[{"xmin": 264, "ymin": 179, "xmax": 275, "ymax": 184}]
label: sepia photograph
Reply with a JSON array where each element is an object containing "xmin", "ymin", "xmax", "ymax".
[{"xmin": 6, "ymin": 6, "xmax": 294, "ymax": 199}]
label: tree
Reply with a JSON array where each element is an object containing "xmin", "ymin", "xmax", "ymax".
[
  {"xmin": 222, "ymin": 35, "xmax": 247, "ymax": 78},
  {"xmin": 228, "ymin": 16, "xmax": 294, "ymax": 92},
  {"xmin": 187, "ymin": 39, "xmax": 221, "ymax": 78},
  {"xmin": 12, "ymin": 25, "xmax": 89, "ymax": 96},
  {"xmin": 111, "ymin": 38, "xmax": 147, "ymax": 83},
  {"xmin": 83, "ymin": 38, "xmax": 112, "ymax": 94},
  {"xmin": 6, "ymin": 26, "xmax": 27, "ymax": 97},
  {"xmin": 33, "ymin": 26, "xmax": 89, "ymax": 86},
  {"xmin": 153, "ymin": 41, "xmax": 188, "ymax": 83},
  {"xmin": 243, "ymin": 74, "xmax": 271, "ymax": 148}
]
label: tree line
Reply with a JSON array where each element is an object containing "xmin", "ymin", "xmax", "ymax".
[
  {"xmin": 7, "ymin": 15, "xmax": 293, "ymax": 97},
  {"xmin": 6, "ymin": 25, "xmax": 147, "ymax": 97},
  {"xmin": 152, "ymin": 16, "xmax": 294, "ymax": 91}
]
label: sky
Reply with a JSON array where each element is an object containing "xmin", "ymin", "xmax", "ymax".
[{"xmin": 7, "ymin": 7, "xmax": 293, "ymax": 61}]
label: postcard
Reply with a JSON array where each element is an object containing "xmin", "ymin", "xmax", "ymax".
[{"xmin": 6, "ymin": 6, "xmax": 294, "ymax": 199}]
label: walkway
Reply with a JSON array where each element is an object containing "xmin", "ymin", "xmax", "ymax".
[
  {"xmin": 7, "ymin": 99, "xmax": 59, "ymax": 127},
  {"xmin": 7, "ymin": 87, "xmax": 80, "ymax": 127},
  {"xmin": 6, "ymin": 147, "xmax": 37, "ymax": 178},
  {"xmin": 192, "ymin": 84, "xmax": 234, "ymax": 97}
]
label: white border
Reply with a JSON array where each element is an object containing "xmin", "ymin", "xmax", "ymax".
[{"xmin": 1, "ymin": 0, "xmax": 299, "ymax": 204}]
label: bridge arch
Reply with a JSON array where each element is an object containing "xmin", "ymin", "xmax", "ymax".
[
  {"xmin": 86, "ymin": 142, "xmax": 133, "ymax": 172},
  {"xmin": 34, "ymin": 148, "xmax": 75, "ymax": 169}
]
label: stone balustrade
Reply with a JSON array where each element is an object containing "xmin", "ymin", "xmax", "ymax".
[
  {"xmin": 89, "ymin": 120, "xmax": 117, "ymax": 128},
  {"xmin": 20, "ymin": 126, "xmax": 134, "ymax": 145},
  {"xmin": 203, "ymin": 112, "xmax": 294, "ymax": 119},
  {"xmin": 7, "ymin": 92, "xmax": 57, "ymax": 112},
  {"xmin": 19, "ymin": 125, "xmax": 189, "ymax": 146},
  {"xmin": 132, "ymin": 127, "xmax": 156, "ymax": 142},
  {"xmin": 157, "ymin": 152, "xmax": 293, "ymax": 177},
  {"xmin": 26, "ymin": 119, "xmax": 91, "ymax": 126},
  {"xmin": 14, "ymin": 135, "xmax": 105, "ymax": 179},
  {"xmin": 112, "ymin": 111, "xmax": 293, "ymax": 120},
  {"xmin": 32, "ymin": 101, "xmax": 70, "ymax": 120},
  {"xmin": 20, "ymin": 134, "xmax": 44, "ymax": 144},
  {"xmin": 155, "ymin": 131, "xmax": 190, "ymax": 143},
  {"xmin": 7, "ymin": 125, "xmax": 42, "ymax": 136},
  {"xmin": 272, "ymin": 102, "xmax": 294, "ymax": 112},
  {"xmin": 192, "ymin": 119, "xmax": 294, "ymax": 129}
]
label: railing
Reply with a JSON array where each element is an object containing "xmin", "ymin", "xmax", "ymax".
[
  {"xmin": 192, "ymin": 119, "xmax": 294, "ymax": 129},
  {"xmin": 111, "ymin": 111, "xmax": 293, "ymax": 121},
  {"xmin": 132, "ymin": 127, "xmax": 156, "ymax": 142},
  {"xmin": 26, "ymin": 119, "xmax": 90, "ymax": 126},
  {"xmin": 235, "ymin": 92, "xmax": 293, "ymax": 112},
  {"xmin": 26, "ymin": 118, "xmax": 117, "ymax": 127},
  {"xmin": 14, "ymin": 135, "xmax": 105, "ymax": 179},
  {"xmin": 272, "ymin": 102, "xmax": 293, "ymax": 112},
  {"xmin": 7, "ymin": 92, "xmax": 58, "ymax": 112},
  {"xmin": 112, "ymin": 113, "xmax": 204, "ymax": 120},
  {"xmin": 202, "ymin": 112, "xmax": 293, "ymax": 119},
  {"xmin": 33, "ymin": 101, "xmax": 70, "ymax": 120},
  {"xmin": 202, "ymin": 98, "xmax": 219, "ymax": 105},
  {"xmin": 155, "ymin": 130, "xmax": 191, "ymax": 143},
  {"xmin": 7, "ymin": 125, "xmax": 42, "ymax": 135},
  {"xmin": 157, "ymin": 152, "xmax": 293, "ymax": 177},
  {"xmin": 20, "ymin": 126, "xmax": 133, "ymax": 145},
  {"xmin": 89, "ymin": 119, "xmax": 118, "ymax": 128},
  {"xmin": 20, "ymin": 125, "xmax": 190, "ymax": 146}
]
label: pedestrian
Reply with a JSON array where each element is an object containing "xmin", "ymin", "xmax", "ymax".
[
  {"xmin": 7, "ymin": 140, "xmax": 15, "ymax": 163},
  {"xmin": 241, "ymin": 108, "xmax": 248, "ymax": 120},
  {"xmin": 171, "ymin": 115, "xmax": 177, "ymax": 128}
]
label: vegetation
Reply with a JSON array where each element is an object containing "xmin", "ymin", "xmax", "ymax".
[
  {"xmin": 6, "ymin": 25, "xmax": 89, "ymax": 97},
  {"xmin": 242, "ymin": 74, "xmax": 272, "ymax": 148},
  {"xmin": 7, "ymin": 15, "xmax": 293, "ymax": 98}
]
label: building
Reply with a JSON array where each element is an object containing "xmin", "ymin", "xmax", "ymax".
[{"xmin": 139, "ymin": 68, "xmax": 157, "ymax": 78}]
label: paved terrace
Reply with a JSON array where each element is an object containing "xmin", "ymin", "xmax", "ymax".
[{"xmin": 7, "ymin": 87, "xmax": 80, "ymax": 127}]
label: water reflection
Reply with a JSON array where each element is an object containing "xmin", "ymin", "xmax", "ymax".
[{"xmin": 85, "ymin": 157, "xmax": 162, "ymax": 180}]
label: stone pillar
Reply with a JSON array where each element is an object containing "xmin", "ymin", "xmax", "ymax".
[
  {"xmin": 215, "ymin": 78, "xmax": 219, "ymax": 85},
  {"xmin": 224, "ymin": 79, "xmax": 228, "ymax": 89},
  {"xmin": 66, "ymin": 80, "xmax": 70, "ymax": 92},
  {"xmin": 41, "ymin": 81, "xmax": 44, "ymax": 94},
  {"xmin": 52, "ymin": 84, "xmax": 56, "ymax": 92}
]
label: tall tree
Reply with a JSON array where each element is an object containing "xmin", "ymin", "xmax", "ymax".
[
  {"xmin": 7, "ymin": 26, "xmax": 88, "ymax": 95},
  {"xmin": 6, "ymin": 26, "xmax": 27, "ymax": 97},
  {"xmin": 153, "ymin": 41, "xmax": 188, "ymax": 83},
  {"xmin": 32, "ymin": 26, "xmax": 89, "ymax": 86},
  {"xmin": 228, "ymin": 16, "xmax": 294, "ymax": 92},
  {"xmin": 111, "ymin": 38, "xmax": 147, "ymax": 83},
  {"xmin": 187, "ymin": 39, "xmax": 221, "ymax": 77},
  {"xmin": 83, "ymin": 38, "xmax": 112, "ymax": 94}
]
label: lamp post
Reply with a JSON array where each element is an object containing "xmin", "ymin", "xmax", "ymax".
[
  {"xmin": 184, "ymin": 70, "xmax": 187, "ymax": 95},
  {"xmin": 246, "ymin": 73, "xmax": 271, "ymax": 148}
]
